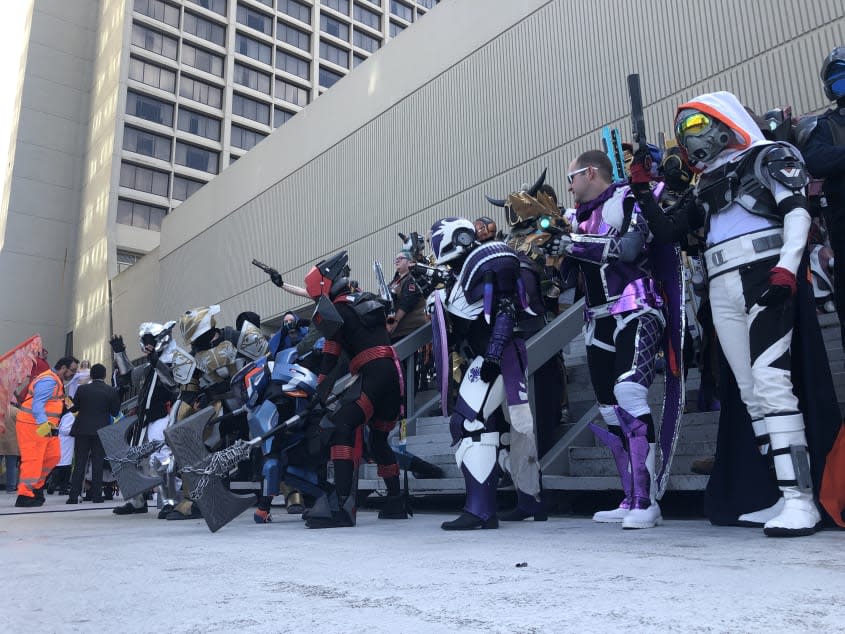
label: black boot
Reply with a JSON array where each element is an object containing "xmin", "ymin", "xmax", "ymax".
[
  {"xmin": 441, "ymin": 511, "xmax": 498, "ymax": 530},
  {"xmin": 15, "ymin": 495, "xmax": 42, "ymax": 508},
  {"xmin": 408, "ymin": 456, "xmax": 444, "ymax": 479},
  {"xmin": 378, "ymin": 494, "xmax": 410, "ymax": 519},
  {"xmin": 500, "ymin": 489, "xmax": 548, "ymax": 522},
  {"xmin": 305, "ymin": 492, "xmax": 356, "ymax": 528}
]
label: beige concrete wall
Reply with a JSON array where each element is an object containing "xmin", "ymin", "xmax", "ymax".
[
  {"xmin": 127, "ymin": 0, "xmax": 844, "ymax": 342},
  {"xmin": 0, "ymin": 0, "xmax": 96, "ymax": 360},
  {"xmin": 67, "ymin": 0, "xmax": 130, "ymax": 366}
]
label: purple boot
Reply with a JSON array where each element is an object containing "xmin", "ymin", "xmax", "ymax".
[
  {"xmin": 615, "ymin": 408, "xmax": 662, "ymax": 529},
  {"xmin": 589, "ymin": 423, "xmax": 631, "ymax": 523}
]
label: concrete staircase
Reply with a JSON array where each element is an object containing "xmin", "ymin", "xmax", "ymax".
[{"xmin": 359, "ymin": 313, "xmax": 845, "ymax": 497}]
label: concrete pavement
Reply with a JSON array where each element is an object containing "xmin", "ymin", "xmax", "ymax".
[{"xmin": 2, "ymin": 494, "xmax": 843, "ymax": 633}]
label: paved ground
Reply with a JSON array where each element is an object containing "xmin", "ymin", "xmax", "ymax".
[{"xmin": 2, "ymin": 494, "xmax": 843, "ymax": 633}]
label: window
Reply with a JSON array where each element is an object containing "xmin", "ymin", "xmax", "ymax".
[
  {"xmin": 117, "ymin": 198, "xmax": 168, "ymax": 231},
  {"xmin": 276, "ymin": 50, "xmax": 309, "ymax": 80},
  {"xmin": 320, "ymin": 41, "xmax": 348, "ymax": 68},
  {"xmin": 236, "ymin": 4, "xmax": 272, "ymax": 35},
  {"xmin": 183, "ymin": 11, "xmax": 226, "ymax": 46},
  {"xmin": 236, "ymin": 33, "xmax": 272, "ymax": 64},
  {"xmin": 175, "ymin": 141, "xmax": 219, "ymax": 173},
  {"xmin": 274, "ymin": 107, "xmax": 295, "ymax": 128},
  {"xmin": 179, "ymin": 75, "xmax": 222, "ymax": 108},
  {"xmin": 134, "ymin": 0, "xmax": 180, "ymax": 27},
  {"xmin": 353, "ymin": 4, "xmax": 380, "ymax": 30},
  {"xmin": 352, "ymin": 53, "xmax": 366, "ymax": 67},
  {"xmin": 253, "ymin": 0, "xmax": 272, "ymax": 5},
  {"xmin": 131, "ymin": 23, "xmax": 178, "ymax": 59},
  {"xmin": 280, "ymin": 0, "xmax": 310, "ymax": 23},
  {"xmin": 322, "ymin": 0, "xmax": 349, "ymax": 15},
  {"xmin": 352, "ymin": 30, "xmax": 379, "ymax": 53},
  {"xmin": 275, "ymin": 78, "xmax": 308, "ymax": 106},
  {"xmin": 123, "ymin": 126, "xmax": 172, "ymax": 161},
  {"xmin": 418, "ymin": 0, "xmax": 437, "ymax": 8},
  {"xmin": 177, "ymin": 108, "xmax": 221, "ymax": 140},
  {"xmin": 390, "ymin": 0, "xmax": 413, "ymax": 21},
  {"xmin": 277, "ymin": 22, "xmax": 310, "ymax": 51},
  {"xmin": 128, "ymin": 56, "xmax": 176, "ymax": 92},
  {"xmin": 182, "ymin": 43, "xmax": 224, "ymax": 76},
  {"xmin": 172, "ymin": 175, "xmax": 205, "ymax": 201},
  {"xmin": 389, "ymin": 20, "xmax": 405, "ymax": 37},
  {"xmin": 232, "ymin": 93, "xmax": 271, "ymax": 125},
  {"xmin": 126, "ymin": 90, "xmax": 174, "ymax": 126},
  {"xmin": 230, "ymin": 154, "xmax": 240, "ymax": 165},
  {"xmin": 117, "ymin": 250, "xmax": 142, "ymax": 273},
  {"xmin": 320, "ymin": 14, "xmax": 349, "ymax": 40},
  {"xmin": 234, "ymin": 62, "xmax": 271, "ymax": 94},
  {"xmin": 187, "ymin": 0, "xmax": 226, "ymax": 16},
  {"xmin": 319, "ymin": 66, "xmax": 343, "ymax": 89},
  {"xmin": 119, "ymin": 162, "xmax": 170, "ymax": 197},
  {"xmin": 230, "ymin": 124, "xmax": 267, "ymax": 150}
]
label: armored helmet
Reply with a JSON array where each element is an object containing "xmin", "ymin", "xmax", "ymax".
[{"xmin": 821, "ymin": 46, "xmax": 845, "ymax": 101}]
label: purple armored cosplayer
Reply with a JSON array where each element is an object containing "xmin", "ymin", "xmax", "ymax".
[
  {"xmin": 545, "ymin": 150, "xmax": 684, "ymax": 530},
  {"xmin": 413, "ymin": 217, "xmax": 537, "ymax": 530}
]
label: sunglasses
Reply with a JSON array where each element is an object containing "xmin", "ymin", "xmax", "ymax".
[
  {"xmin": 394, "ymin": 256, "xmax": 408, "ymax": 262},
  {"xmin": 675, "ymin": 112, "xmax": 712, "ymax": 142},
  {"xmin": 566, "ymin": 166, "xmax": 592, "ymax": 184}
]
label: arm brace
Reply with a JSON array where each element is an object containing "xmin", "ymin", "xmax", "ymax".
[{"xmin": 484, "ymin": 299, "xmax": 516, "ymax": 362}]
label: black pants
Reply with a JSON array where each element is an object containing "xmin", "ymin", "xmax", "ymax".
[{"xmin": 69, "ymin": 435, "xmax": 106, "ymax": 501}]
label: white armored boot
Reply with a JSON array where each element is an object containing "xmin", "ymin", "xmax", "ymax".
[{"xmin": 762, "ymin": 413, "xmax": 821, "ymax": 537}]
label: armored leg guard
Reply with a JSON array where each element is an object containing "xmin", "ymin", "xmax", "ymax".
[
  {"xmin": 763, "ymin": 413, "xmax": 820, "ymax": 537},
  {"xmin": 616, "ymin": 408, "xmax": 662, "ymax": 530},
  {"xmin": 589, "ymin": 421, "xmax": 631, "ymax": 523},
  {"xmin": 442, "ymin": 433, "xmax": 500, "ymax": 530},
  {"xmin": 306, "ymin": 448, "xmax": 357, "ymax": 529}
]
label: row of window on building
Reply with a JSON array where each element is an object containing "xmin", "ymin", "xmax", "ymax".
[{"xmin": 138, "ymin": 0, "xmax": 438, "ymax": 27}]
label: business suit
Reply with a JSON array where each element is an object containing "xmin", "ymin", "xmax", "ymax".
[{"xmin": 68, "ymin": 379, "xmax": 120, "ymax": 503}]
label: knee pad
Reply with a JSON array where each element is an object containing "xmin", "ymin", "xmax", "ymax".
[
  {"xmin": 455, "ymin": 432, "xmax": 499, "ymax": 483},
  {"xmin": 613, "ymin": 381, "xmax": 650, "ymax": 419}
]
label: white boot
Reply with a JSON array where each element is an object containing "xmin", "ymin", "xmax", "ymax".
[
  {"xmin": 737, "ymin": 497, "xmax": 784, "ymax": 526},
  {"xmin": 764, "ymin": 488, "xmax": 820, "ymax": 537},
  {"xmin": 622, "ymin": 442, "xmax": 663, "ymax": 530},
  {"xmin": 763, "ymin": 414, "xmax": 820, "ymax": 537},
  {"xmin": 593, "ymin": 504, "xmax": 630, "ymax": 523}
]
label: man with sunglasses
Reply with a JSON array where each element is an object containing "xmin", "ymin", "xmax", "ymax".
[
  {"xmin": 804, "ymin": 47, "xmax": 845, "ymax": 354},
  {"xmin": 546, "ymin": 151, "xmax": 670, "ymax": 530},
  {"xmin": 633, "ymin": 90, "xmax": 841, "ymax": 536}
]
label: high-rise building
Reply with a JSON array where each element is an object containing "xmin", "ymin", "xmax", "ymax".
[{"xmin": 0, "ymin": 0, "xmax": 439, "ymax": 361}]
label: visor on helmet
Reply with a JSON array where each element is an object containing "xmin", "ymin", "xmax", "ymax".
[{"xmin": 675, "ymin": 112, "xmax": 713, "ymax": 143}]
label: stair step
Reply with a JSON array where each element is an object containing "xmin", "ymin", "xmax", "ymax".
[
  {"xmin": 568, "ymin": 453, "xmax": 713, "ymax": 477},
  {"xmin": 542, "ymin": 474, "xmax": 709, "ymax": 491}
]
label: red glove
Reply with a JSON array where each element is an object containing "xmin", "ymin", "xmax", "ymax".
[
  {"xmin": 768, "ymin": 267, "xmax": 797, "ymax": 294},
  {"xmin": 755, "ymin": 267, "xmax": 796, "ymax": 307},
  {"xmin": 629, "ymin": 150, "xmax": 653, "ymax": 185}
]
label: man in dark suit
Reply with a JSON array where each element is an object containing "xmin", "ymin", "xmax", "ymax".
[{"xmin": 67, "ymin": 364, "xmax": 120, "ymax": 504}]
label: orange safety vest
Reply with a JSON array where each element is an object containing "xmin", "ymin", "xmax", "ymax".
[{"xmin": 17, "ymin": 369, "xmax": 65, "ymax": 427}]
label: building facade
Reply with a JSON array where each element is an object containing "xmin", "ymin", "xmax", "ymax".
[
  {"xmin": 3, "ymin": 0, "xmax": 844, "ymax": 364},
  {"xmin": 0, "ymin": 0, "xmax": 438, "ymax": 362}
]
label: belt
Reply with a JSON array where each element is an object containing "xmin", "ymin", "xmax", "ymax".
[
  {"xmin": 704, "ymin": 228, "xmax": 783, "ymax": 280},
  {"xmin": 349, "ymin": 345, "xmax": 397, "ymax": 375}
]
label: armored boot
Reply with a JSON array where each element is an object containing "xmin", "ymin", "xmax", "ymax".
[
  {"xmin": 617, "ymin": 409, "xmax": 662, "ymax": 530},
  {"xmin": 499, "ymin": 488, "xmax": 547, "ymax": 521},
  {"xmin": 306, "ymin": 453, "xmax": 357, "ymax": 529},
  {"xmin": 254, "ymin": 496, "xmax": 273, "ymax": 524},
  {"xmin": 378, "ymin": 494, "xmax": 411, "ymax": 519},
  {"xmin": 442, "ymin": 439, "xmax": 500, "ymax": 531},
  {"xmin": 762, "ymin": 414, "xmax": 820, "ymax": 537},
  {"xmin": 589, "ymin": 423, "xmax": 631, "ymax": 523}
]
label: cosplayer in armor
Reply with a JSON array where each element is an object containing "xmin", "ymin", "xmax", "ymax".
[
  {"xmin": 171, "ymin": 305, "xmax": 250, "ymax": 519},
  {"xmin": 545, "ymin": 150, "xmax": 679, "ymax": 530},
  {"xmin": 110, "ymin": 322, "xmax": 189, "ymax": 517},
  {"xmin": 633, "ymin": 91, "xmax": 838, "ymax": 536},
  {"xmin": 484, "ymin": 171, "xmax": 570, "ymax": 520},
  {"xmin": 421, "ymin": 216, "xmax": 537, "ymax": 530},
  {"xmin": 303, "ymin": 252, "xmax": 407, "ymax": 528}
]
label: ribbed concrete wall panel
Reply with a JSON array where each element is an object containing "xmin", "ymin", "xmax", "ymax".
[{"xmin": 143, "ymin": 0, "xmax": 845, "ymax": 340}]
